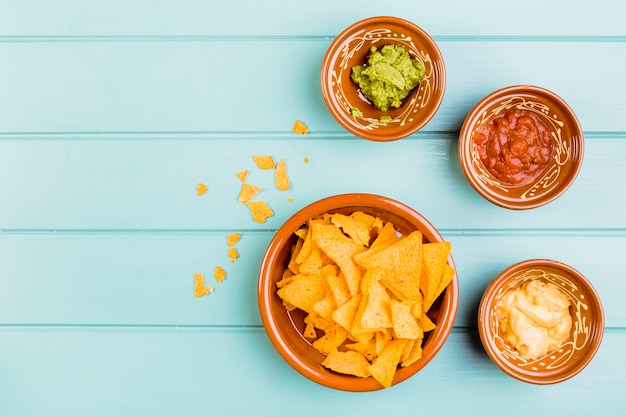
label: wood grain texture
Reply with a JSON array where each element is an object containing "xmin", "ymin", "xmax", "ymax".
[{"xmin": 0, "ymin": 0, "xmax": 624, "ymax": 415}]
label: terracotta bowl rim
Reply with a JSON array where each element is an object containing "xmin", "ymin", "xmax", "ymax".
[
  {"xmin": 477, "ymin": 258, "xmax": 604, "ymax": 384},
  {"xmin": 258, "ymin": 193, "xmax": 459, "ymax": 391},
  {"xmin": 458, "ymin": 84, "xmax": 584, "ymax": 210},
  {"xmin": 320, "ymin": 16, "xmax": 446, "ymax": 142}
]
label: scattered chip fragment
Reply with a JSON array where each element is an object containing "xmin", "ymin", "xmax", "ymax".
[
  {"xmin": 274, "ymin": 159, "xmax": 290, "ymax": 191},
  {"xmin": 228, "ymin": 247, "xmax": 239, "ymax": 264},
  {"xmin": 238, "ymin": 183, "xmax": 262, "ymax": 203},
  {"xmin": 227, "ymin": 232, "xmax": 241, "ymax": 247},
  {"xmin": 252, "ymin": 155, "xmax": 275, "ymax": 170},
  {"xmin": 236, "ymin": 170, "xmax": 249, "ymax": 182},
  {"xmin": 196, "ymin": 183, "xmax": 208, "ymax": 196},
  {"xmin": 292, "ymin": 119, "xmax": 309, "ymax": 134},
  {"xmin": 194, "ymin": 272, "xmax": 210, "ymax": 298},
  {"xmin": 214, "ymin": 266, "xmax": 227, "ymax": 283},
  {"xmin": 246, "ymin": 200, "xmax": 274, "ymax": 224}
]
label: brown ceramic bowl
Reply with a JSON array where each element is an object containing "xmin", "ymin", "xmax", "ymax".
[
  {"xmin": 478, "ymin": 259, "xmax": 604, "ymax": 384},
  {"xmin": 258, "ymin": 193, "xmax": 459, "ymax": 391},
  {"xmin": 320, "ymin": 16, "xmax": 446, "ymax": 141},
  {"xmin": 458, "ymin": 85, "xmax": 584, "ymax": 209}
]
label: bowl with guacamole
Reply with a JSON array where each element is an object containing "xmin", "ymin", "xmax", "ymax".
[{"xmin": 321, "ymin": 16, "xmax": 446, "ymax": 141}]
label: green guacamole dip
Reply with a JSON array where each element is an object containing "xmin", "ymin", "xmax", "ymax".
[{"xmin": 351, "ymin": 45, "xmax": 425, "ymax": 112}]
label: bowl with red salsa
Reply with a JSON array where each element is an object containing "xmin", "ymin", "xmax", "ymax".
[{"xmin": 458, "ymin": 85, "xmax": 584, "ymax": 209}]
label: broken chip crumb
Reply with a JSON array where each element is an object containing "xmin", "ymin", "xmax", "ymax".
[
  {"xmin": 236, "ymin": 170, "xmax": 249, "ymax": 182},
  {"xmin": 228, "ymin": 247, "xmax": 239, "ymax": 264},
  {"xmin": 274, "ymin": 159, "xmax": 290, "ymax": 191},
  {"xmin": 238, "ymin": 182, "xmax": 262, "ymax": 203},
  {"xmin": 287, "ymin": 197, "xmax": 293, "ymax": 203},
  {"xmin": 252, "ymin": 155, "xmax": 275, "ymax": 170},
  {"xmin": 304, "ymin": 157, "xmax": 309, "ymax": 164},
  {"xmin": 196, "ymin": 183, "xmax": 208, "ymax": 196},
  {"xmin": 246, "ymin": 200, "xmax": 274, "ymax": 224},
  {"xmin": 214, "ymin": 266, "xmax": 227, "ymax": 283},
  {"xmin": 226, "ymin": 232, "xmax": 241, "ymax": 247},
  {"xmin": 193, "ymin": 272, "xmax": 210, "ymax": 297},
  {"xmin": 292, "ymin": 119, "xmax": 309, "ymax": 134}
]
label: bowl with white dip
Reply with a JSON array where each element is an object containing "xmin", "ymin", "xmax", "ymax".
[{"xmin": 478, "ymin": 259, "xmax": 604, "ymax": 384}]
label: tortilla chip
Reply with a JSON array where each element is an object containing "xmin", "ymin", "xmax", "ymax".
[
  {"xmin": 400, "ymin": 338, "xmax": 423, "ymax": 367},
  {"xmin": 375, "ymin": 329, "xmax": 393, "ymax": 356},
  {"xmin": 228, "ymin": 247, "xmax": 239, "ymax": 264},
  {"xmin": 312, "ymin": 324, "xmax": 348, "ymax": 355},
  {"xmin": 246, "ymin": 200, "xmax": 274, "ymax": 224},
  {"xmin": 196, "ymin": 183, "xmax": 208, "ymax": 196},
  {"xmin": 226, "ymin": 232, "xmax": 241, "ymax": 247},
  {"xmin": 367, "ymin": 339, "xmax": 408, "ymax": 388},
  {"xmin": 331, "ymin": 294, "xmax": 361, "ymax": 332},
  {"xmin": 276, "ymin": 273, "xmax": 329, "ymax": 314},
  {"xmin": 420, "ymin": 312, "xmax": 437, "ymax": 333},
  {"xmin": 312, "ymin": 222, "xmax": 366, "ymax": 297},
  {"xmin": 214, "ymin": 266, "xmax": 227, "ymax": 283},
  {"xmin": 421, "ymin": 241, "xmax": 452, "ymax": 311},
  {"xmin": 330, "ymin": 212, "xmax": 372, "ymax": 247},
  {"xmin": 360, "ymin": 281, "xmax": 392, "ymax": 331},
  {"xmin": 322, "ymin": 350, "xmax": 371, "ymax": 378},
  {"xmin": 275, "ymin": 159, "xmax": 290, "ymax": 191},
  {"xmin": 236, "ymin": 170, "xmax": 248, "ymax": 182},
  {"xmin": 252, "ymin": 155, "xmax": 275, "ymax": 169},
  {"xmin": 356, "ymin": 231, "xmax": 423, "ymax": 300},
  {"xmin": 390, "ymin": 299, "xmax": 423, "ymax": 340},
  {"xmin": 292, "ymin": 119, "xmax": 309, "ymax": 134},
  {"xmin": 303, "ymin": 320, "xmax": 317, "ymax": 339},
  {"xmin": 193, "ymin": 272, "xmax": 210, "ymax": 297},
  {"xmin": 326, "ymin": 273, "xmax": 351, "ymax": 308},
  {"xmin": 238, "ymin": 183, "xmax": 262, "ymax": 203},
  {"xmin": 313, "ymin": 291, "xmax": 337, "ymax": 320},
  {"xmin": 287, "ymin": 237, "xmax": 304, "ymax": 275}
]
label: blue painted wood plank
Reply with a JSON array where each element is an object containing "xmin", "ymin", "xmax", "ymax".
[
  {"xmin": 0, "ymin": 0, "xmax": 623, "ymax": 37},
  {"xmin": 0, "ymin": 328, "xmax": 623, "ymax": 417},
  {"xmin": 0, "ymin": 232, "xmax": 622, "ymax": 327},
  {"xmin": 0, "ymin": 41, "xmax": 623, "ymax": 133},
  {"xmin": 0, "ymin": 138, "xmax": 623, "ymax": 230}
]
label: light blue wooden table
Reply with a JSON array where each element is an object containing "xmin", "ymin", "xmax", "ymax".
[{"xmin": 1, "ymin": 1, "xmax": 624, "ymax": 415}]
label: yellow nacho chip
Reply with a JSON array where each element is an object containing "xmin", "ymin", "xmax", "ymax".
[
  {"xmin": 275, "ymin": 211, "xmax": 455, "ymax": 388},
  {"xmin": 360, "ymin": 281, "xmax": 392, "ymax": 331},
  {"xmin": 292, "ymin": 119, "xmax": 309, "ymax": 134},
  {"xmin": 421, "ymin": 241, "xmax": 452, "ymax": 311},
  {"xmin": 238, "ymin": 183, "xmax": 262, "ymax": 203},
  {"xmin": 400, "ymin": 338, "xmax": 423, "ymax": 367},
  {"xmin": 246, "ymin": 200, "xmax": 274, "ymax": 224},
  {"xmin": 236, "ymin": 170, "xmax": 249, "ymax": 182},
  {"xmin": 252, "ymin": 155, "xmax": 275, "ymax": 170},
  {"xmin": 322, "ymin": 350, "xmax": 371, "ymax": 378},
  {"xmin": 312, "ymin": 221, "xmax": 366, "ymax": 297},
  {"xmin": 196, "ymin": 183, "xmax": 208, "ymax": 196},
  {"xmin": 214, "ymin": 266, "xmax": 227, "ymax": 283},
  {"xmin": 330, "ymin": 212, "xmax": 372, "ymax": 247},
  {"xmin": 367, "ymin": 339, "xmax": 408, "ymax": 389},
  {"xmin": 276, "ymin": 273, "xmax": 329, "ymax": 314},
  {"xmin": 193, "ymin": 272, "xmax": 210, "ymax": 298},
  {"xmin": 228, "ymin": 247, "xmax": 239, "ymax": 264},
  {"xmin": 275, "ymin": 159, "xmax": 290, "ymax": 191},
  {"xmin": 226, "ymin": 232, "xmax": 241, "ymax": 247},
  {"xmin": 331, "ymin": 294, "xmax": 362, "ymax": 333},
  {"xmin": 390, "ymin": 299, "xmax": 423, "ymax": 340}
]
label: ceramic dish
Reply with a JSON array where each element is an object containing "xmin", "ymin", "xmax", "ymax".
[
  {"xmin": 478, "ymin": 259, "xmax": 604, "ymax": 384},
  {"xmin": 458, "ymin": 85, "xmax": 584, "ymax": 209},
  {"xmin": 320, "ymin": 16, "xmax": 446, "ymax": 141},
  {"xmin": 258, "ymin": 193, "xmax": 458, "ymax": 391}
]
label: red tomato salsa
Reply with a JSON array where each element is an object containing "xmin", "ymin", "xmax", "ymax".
[{"xmin": 473, "ymin": 109, "xmax": 553, "ymax": 185}]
